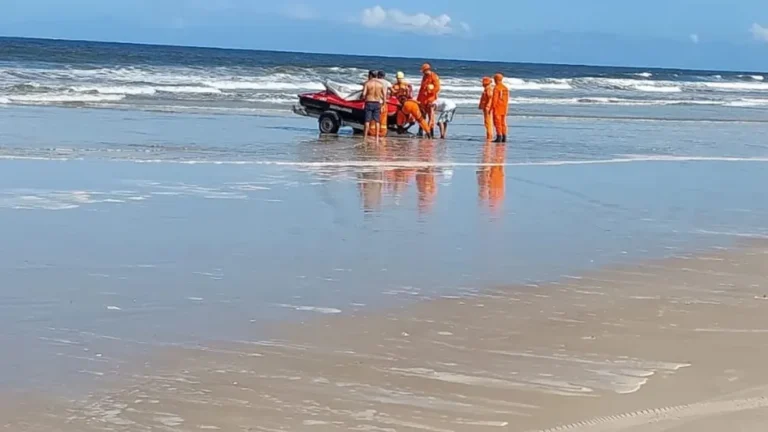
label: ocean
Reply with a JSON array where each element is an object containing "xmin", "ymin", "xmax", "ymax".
[
  {"xmin": 3, "ymin": 37, "xmax": 768, "ymax": 119},
  {"xmin": 3, "ymin": 37, "xmax": 768, "ymax": 431}
]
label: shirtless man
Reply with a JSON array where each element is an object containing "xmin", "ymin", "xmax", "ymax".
[{"xmin": 362, "ymin": 70, "xmax": 385, "ymax": 139}]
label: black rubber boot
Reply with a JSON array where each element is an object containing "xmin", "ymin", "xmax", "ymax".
[
  {"xmin": 501, "ymin": 135, "xmax": 507, "ymax": 143},
  {"xmin": 494, "ymin": 135, "xmax": 502, "ymax": 143}
]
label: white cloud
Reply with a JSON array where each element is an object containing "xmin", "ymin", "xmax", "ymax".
[
  {"xmin": 689, "ymin": 33, "xmax": 699, "ymax": 44},
  {"xmin": 361, "ymin": 6, "xmax": 462, "ymax": 35},
  {"xmin": 751, "ymin": 23, "xmax": 768, "ymax": 43}
]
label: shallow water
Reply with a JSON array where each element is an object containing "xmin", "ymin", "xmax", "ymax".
[{"xmin": 2, "ymin": 104, "xmax": 768, "ymax": 398}]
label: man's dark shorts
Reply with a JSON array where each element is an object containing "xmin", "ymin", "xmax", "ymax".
[{"xmin": 364, "ymin": 102, "xmax": 382, "ymax": 123}]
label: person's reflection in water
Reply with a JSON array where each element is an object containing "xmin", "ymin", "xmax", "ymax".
[
  {"xmin": 416, "ymin": 139, "xmax": 438, "ymax": 214},
  {"xmin": 384, "ymin": 141, "xmax": 414, "ymax": 206},
  {"xmin": 477, "ymin": 142, "xmax": 506, "ymax": 214},
  {"xmin": 358, "ymin": 169, "xmax": 384, "ymax": 213},
  {"xmin": 356, "ymin": 139, "xmax": 388, "ymax": 213}
]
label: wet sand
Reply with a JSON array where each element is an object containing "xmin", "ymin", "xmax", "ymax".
[
  {"xmin": 6, "ymin": 240, "xmax": 768, "ymax": 432},
  {"xmin": 4, "ymin": 105, "xmax": 768, "ymax": 431}
]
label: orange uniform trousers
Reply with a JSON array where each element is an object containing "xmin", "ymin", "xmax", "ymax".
[
  {"xmin": 398, "ymin": 100, "xmax": 430, "ymax": 132},
  {"xmin": 493, "ymin": 112, "xmax": 508, "ymax": 136},
  {"xmin": 483, "ymin": 112, "xmax": 494, "ymax": 140},
  {"xmin": 492, "ymin": 83, "xmax": 509, "ymax": 136}
]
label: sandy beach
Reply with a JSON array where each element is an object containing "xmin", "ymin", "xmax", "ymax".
[{"xmin": 3, "ymin": 240, "xmax": 768, "ymax": 431}]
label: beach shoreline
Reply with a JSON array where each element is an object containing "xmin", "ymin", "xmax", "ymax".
[{"xmin": 5, "ymin": 239, "xmax": 768, "ymax": 431}]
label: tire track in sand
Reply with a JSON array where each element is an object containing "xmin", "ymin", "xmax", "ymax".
[{"xmin": 532, "ymin": 396, "xmax": 768, "ymax": 432}]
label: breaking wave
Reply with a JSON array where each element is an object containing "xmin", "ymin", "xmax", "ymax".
[
  {"xmin": 4, "ymin": 94, "xmax": 126, "ymax": 104},
  {"xmin": 2, "ymin": 62, "xmax": 768, "ymax": 111},
  {"xmin": 737, "ymin": 75, "xmax": 764, "ymax": 81}
]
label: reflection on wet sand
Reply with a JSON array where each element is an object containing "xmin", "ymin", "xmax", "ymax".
[
  {"xmin": 477, "ymin": 142, "xmax": 507, "ymax": 214},
  {"xmin": 416, "ymin": 140, "xmax": 438, "ymax": 214},
  {"xmin": 354, "ymin": 139, "xmax": 443, "ymax": 214},
  {"xmin": 354, "ymin": 139, "xmax": 507, "ymax": 215}
]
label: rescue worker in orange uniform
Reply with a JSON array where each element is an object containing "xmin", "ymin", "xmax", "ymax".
[
  {"xmin": 478, "ymin": 76, "xmax": 494, "ymax": 141},
  {"xmin": 491, "ymin": 73, "xmax": 509, "ymax": 142},
  {"xmin": 417, "ymin": 63, "xmax": 440, "ymax": 136},
  {"xmin": 396, "ymin": 97, "xmax": 432, "ymax": 138},
  {"xmin": 378, "ymin": 100, "xmax": 389, "ymax": 137},
  {"xmin": 391, "ymin": 71, "xmax": 413, "ymax": 100}
]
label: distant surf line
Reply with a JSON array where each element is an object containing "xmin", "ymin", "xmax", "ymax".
[{"xmin": 3, "ymin": 154, "xmax": 768, "ymax": 167}]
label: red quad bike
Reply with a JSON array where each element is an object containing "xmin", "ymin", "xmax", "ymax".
[{"xmin": 293, "ymin": 82, "xmax": 404, "ymax": 134}]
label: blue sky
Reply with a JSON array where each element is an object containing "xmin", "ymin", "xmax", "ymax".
[{"xmin": 3, "ymin": 0, "xmax": 768, "ymax": 70}]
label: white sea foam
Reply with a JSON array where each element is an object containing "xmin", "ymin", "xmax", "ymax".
[
  {"xmin": 278, "ymin": 304, "xmax": 342, "ymax": 314},
  {"xmin": 72, "ymin": 85, "xmax": 158, "ymax": 95},
  {"xmin": 438, "ymin": 77, "xmax": 571, "ymax": 93},
  {"xmin": 6, "ymin": 94, "xmax": 126, "ymax": 103},
  {"xmin": 92, "ymin": 154, "xmax": 768, "ymax": 168},
  {"xmin": 436, "ymin": 76, "xmax": 765, "ymax": 96},
  {"xmin": 574, "ymin": 77, "xmax": 683, "ymax": 93},
  {"xmin": 388, "ymin": 367, "xmax": 594, "ymax": 395},
  {"xmin": 244, "ymin": 95, "xmax": 298, "ymax": 105},
  {"xmin": 506, "ymin": 78, "xmax": 572, "ymax": 91},
  {"xmin": 695, "ymin": 229, "xmax": 768, "ymax": 239},
  {"xmin": 207, "ymin": 80, "xmax": 325, "ymax": 91},
  {"xmin": 702, "ymin": 81, "xmax": 768, "ymax": 91},
  {"xmin": 507, "ymin": 97, "xmax": 724, "ymax": 106},
  {"xmin": 633, "ymin": 85, "xmax": 682, "ymax": 93},
  {"xmin": 6, "ymin": 153, "xmax": 768, "ymax": 168},
  {"xmin": 0, "ymin": 189, "xmax": 148, "ymax": 210},
  {"xmin": 155, "ymin": 86, "xmax": 222, "ymax": 94},
  {"xmin": 726, "ymin": 98, "xmax": 768, "ymax": 107},
  {"xmin": 203, "ymin": 80, "xmax": 270, "ymax": 90}
]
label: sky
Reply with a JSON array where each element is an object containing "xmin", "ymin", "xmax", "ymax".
[{"xmin": 3, "ymin": 0, "xmax": 768, "ymax": 70}]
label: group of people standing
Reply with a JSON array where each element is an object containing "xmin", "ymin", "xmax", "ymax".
[
  {"xmin": 480, "ymin": 74, "xmax": 509, "ymax": 143},
  {"xmin": 362, "ymin": 63, "xmax": 509, "ymax": 143},
  {"xmin": 362, "ymin": 63, "xmax": 456, "ymax": 140}
]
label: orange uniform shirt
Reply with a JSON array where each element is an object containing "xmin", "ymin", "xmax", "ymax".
[
  {"xmin": 417, "ymin": 73, "xmax": 441, "ymax": 105},
  {"xmin": 480, "ymin": 86, "xmax": 494, "ymax": 140},
  {"xmin": 479, "ymin": 86, "xmax": 493, "ymax": 111},
  {"xmin": 491, "ymin": 82, "xmax": 509, "ymax": 115},
  {"xmin": 392, "ymin": 82, "xmax": 413, "ymax": 100}
]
